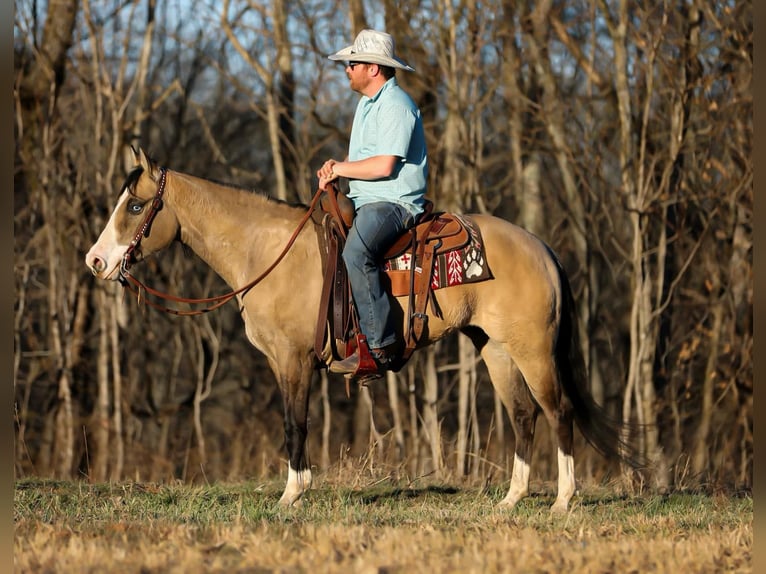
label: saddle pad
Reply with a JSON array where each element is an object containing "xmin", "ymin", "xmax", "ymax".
[{"xmin": 383, "ymin": 214, "xmax": 493, "ymax": 297}]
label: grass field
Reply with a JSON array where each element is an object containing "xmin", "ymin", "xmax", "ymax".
[{"xmin": 14, "ymin": 475, "xmax": 751, "ymax": 573}]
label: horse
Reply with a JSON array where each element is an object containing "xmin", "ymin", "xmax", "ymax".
[{"xmin": 85, "ymin": 147, "xmax": 640, "ymax": 512}]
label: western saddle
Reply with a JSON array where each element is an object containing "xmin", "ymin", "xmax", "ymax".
[{"xmin": 311, "ymin": 182, "xmax": 470, "ymax": 384}]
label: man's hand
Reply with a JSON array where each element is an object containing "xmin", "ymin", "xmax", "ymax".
[{"xmin": 317, "ymin": 159, "xmax": 338, "ymax": 190}]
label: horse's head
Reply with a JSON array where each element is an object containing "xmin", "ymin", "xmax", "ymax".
[{"xmin": 85, "ymin": 147, "xmax": 180, "ymax": 280}]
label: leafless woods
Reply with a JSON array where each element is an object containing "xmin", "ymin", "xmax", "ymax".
[{"xmin": 14, "ymin": 0, "xmax": 751, "ymax": 491}]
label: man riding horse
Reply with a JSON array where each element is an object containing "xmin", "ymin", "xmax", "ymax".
[{"xmin": 317, "ymin": 29, "xmax": 428, "ymax": 379}]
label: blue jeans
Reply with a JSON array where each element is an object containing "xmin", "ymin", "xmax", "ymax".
[{"xmin": 343, "ymin": 202, "xmax": 416, "ymax": 349}]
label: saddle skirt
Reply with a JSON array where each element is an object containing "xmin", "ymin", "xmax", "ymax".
[{"xmin": 383, "ymin": 213, "xmax": 492, "ymax": 296}]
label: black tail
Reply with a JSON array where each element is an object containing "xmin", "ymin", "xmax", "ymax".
[{"xmin": 552, "ymin": 253, "xmax": 646, "ymax": 470}]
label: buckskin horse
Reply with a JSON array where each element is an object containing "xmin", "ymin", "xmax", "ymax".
[{"xmin": 85, "ymin": 147, "xmax": 640, "ymax": 512}]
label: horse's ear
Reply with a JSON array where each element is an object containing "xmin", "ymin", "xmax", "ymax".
[
  {"xmin": 124, "ymin": 145, "xmax": 140, "ymax": 173},
  {"xmin": 136, "ymin": 147, "xmax": 159, "ymax": 181}
]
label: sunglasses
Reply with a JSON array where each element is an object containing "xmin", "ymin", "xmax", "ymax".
[{"xmin": 345, "ymin": 61, "xmax": 364, "ymax": 69}]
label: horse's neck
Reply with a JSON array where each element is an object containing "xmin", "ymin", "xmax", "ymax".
[{"xmin": 166, "ymin": 171, "xmax": 303, "ymax": 288}]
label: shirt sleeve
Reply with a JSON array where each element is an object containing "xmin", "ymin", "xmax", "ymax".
[{"xmin": 374, "ymin": 101, "xmax": 417, "ymax": 159}]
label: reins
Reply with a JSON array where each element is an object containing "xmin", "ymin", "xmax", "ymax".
[{"xmin": 119, "ymin": 168, "xmax": 329, "ymax": 316}]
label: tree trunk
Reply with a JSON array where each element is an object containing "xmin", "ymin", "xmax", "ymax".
[
  {"xmin": 17, "ymin": 0, "xmax": 79, "ymax": 110},
  {"xmin": 386, "ymin": 371, "xmax": 405, "ymax": 462},
  {"xmin": 350, "ymin": 385, "xmax": 371, "ymax": 457},
  {"xmin": 16, "ymin": 0, "xmax": 80, "ymax": 480},
  {"xmin": 272, "ymin": 0, "xmax": 297, "ymax": 198},
  {"xmin": 456, "ymin": 337, "xmax": 470, "ymax": 477},
  {"xmin": 691, "ymin": 271, "xmax": 723, "ymax": 478},
  {"xmin": 93, "ymin": 289, "xmax": 111, "ymax": 481},
  {"xmin": 407, "ymin": 363, "xmax": 420, "ymax": 477},
  {"xmin": 349, "ymin": 0, "xmax": 368, "ymax": 35},
  {"xmin": 109, "ymin": 307, "xmax": 125, "ymax": 481},
  {"xmin": 422, "ymin": 346, "xmax": 443, "ymax": 476},
  {"xmin": 469, "ymin": 349, "xmax": 480, "ymax": 480},
  {"xmin": 128, "ymin": 0, "xmax": 156, "ymax": 149}
]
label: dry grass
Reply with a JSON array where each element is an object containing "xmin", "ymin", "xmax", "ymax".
[{"xmin": 14, "ymin": 473, "xmax": 751, "ymax": 573}]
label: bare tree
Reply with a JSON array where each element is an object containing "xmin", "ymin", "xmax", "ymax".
[
  {"xmin": 13, "ymin": 0, "xmax": 751, "ymax": 492},
  {"xmin": 16, "ymin": 0, "xmax": 81, "ymax": 478}
]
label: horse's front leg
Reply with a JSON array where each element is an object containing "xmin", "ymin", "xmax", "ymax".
[{"xmin": 273, "ymin": 354, "xmax": 316, "ymax": 507}]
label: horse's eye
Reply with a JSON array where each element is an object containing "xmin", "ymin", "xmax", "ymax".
[{"xmin": 127, "ymin": 200, "xmax": 145, "ymax": 215}]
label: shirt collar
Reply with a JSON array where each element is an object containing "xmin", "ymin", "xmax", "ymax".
[{"xmin": 365, "ymin": 77, "xmax": 398, "ymax": 103}]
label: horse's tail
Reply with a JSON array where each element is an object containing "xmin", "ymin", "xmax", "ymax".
[{"xmin": 552, "ymin": 251, "xmax": 646, "ymax": 470}]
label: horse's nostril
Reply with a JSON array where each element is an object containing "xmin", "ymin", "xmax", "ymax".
[{"xmin": 88, "ymin": 256, "xmax": 105, "ymax": 275}]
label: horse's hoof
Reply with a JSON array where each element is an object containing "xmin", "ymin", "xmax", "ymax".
[
  {"xmin": 550, "ymin": 500, "xmax": 568, "ymax": 514},
  {"xmin": 497, "ymin": 495, "xmax": 523, "ymax": 510},
  {"xmin": 278, "ymin": 494, "xmax": 303, "ymax": 508},
  {"xmin": 497, "ymin": 492, "xmax": 527, "ymax": 510}
]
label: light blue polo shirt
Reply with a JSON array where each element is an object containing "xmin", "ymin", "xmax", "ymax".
[{"xmin": 347, "ymin": 77, "xmax": 428, "ymax": 217}]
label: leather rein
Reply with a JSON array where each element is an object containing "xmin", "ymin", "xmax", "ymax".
[{"xmin": 118, "ymin": 167, "xmax": 327, "ymax": 316}]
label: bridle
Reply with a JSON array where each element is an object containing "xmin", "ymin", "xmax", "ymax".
[
  {"xmin": 118, "ymin": 166, "xmax": 327, "ymax": 316},
  {"xmin": 121, "ymin": 167, "xmax": 168, "ymax": 274}
]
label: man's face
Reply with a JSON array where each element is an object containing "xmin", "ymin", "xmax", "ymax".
[{"xmin": 346, "ymin": 61, "xmax": 372, "ymax": 94}]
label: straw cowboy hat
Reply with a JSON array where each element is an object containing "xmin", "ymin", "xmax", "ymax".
[{"xmin": 328, "ymin": 29, "xmax": 415, "ymax": 72}]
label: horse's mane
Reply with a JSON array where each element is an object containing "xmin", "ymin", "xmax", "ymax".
[
  {"xmin": 203, "ymin": 175, "xmax": 309, "ymax": 210},
  {"xmin": 121, "ymin": 167, "xmax": 144, "ymax": 195},
  {"xmin": 122, "ymin": 165, "xmax": 309, "ymax": 210}
]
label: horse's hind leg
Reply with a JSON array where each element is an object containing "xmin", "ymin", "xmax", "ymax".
[
  {"xmin": 516, "ymin": 349, "xmax": 576, "ymax": 513},
  {"xmin": 477, "ymin": 338, "xmax": 540, "ymax": 510},
  {"xmin": 481, "ymin": 335, "xmax": 576, "ymax": 512}
]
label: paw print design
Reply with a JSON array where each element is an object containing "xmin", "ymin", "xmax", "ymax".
[{"xmin": 464, "ymin": 247, "xmax": 485, "ymax": 278}]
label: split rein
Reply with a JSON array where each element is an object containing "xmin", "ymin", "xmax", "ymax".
[{"xmin": 118, "ymin": 168, "xmax": 329, "ymax": 316}]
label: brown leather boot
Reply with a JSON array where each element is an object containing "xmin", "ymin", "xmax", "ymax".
[{"xmin": 329, "ymin": 344, "xmax": 396, "ymax": 376}]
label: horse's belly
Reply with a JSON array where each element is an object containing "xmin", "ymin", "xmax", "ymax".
[{"xmin": 393, "ymin": 282, "xmax": 476, "ymax": 341}]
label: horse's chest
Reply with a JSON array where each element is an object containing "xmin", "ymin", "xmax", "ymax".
[{"xmin": 239, "ymin": 300, "xmax": 314, "ymax": 352}]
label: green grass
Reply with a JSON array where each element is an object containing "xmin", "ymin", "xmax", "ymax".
[
  {"xmin": 15, "ymin": 476, "xmax": 751, "ymax": 531},
  {"xmin": 14, "ymin": 477, "xmax": 752, "ymax": 573}
]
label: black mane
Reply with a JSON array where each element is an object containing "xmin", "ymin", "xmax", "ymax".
[{"xmin": 121, "ymin": 166, "xmax": 144, "ymax": 196}]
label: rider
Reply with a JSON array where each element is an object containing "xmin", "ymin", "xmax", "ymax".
[{"xmin": 317, "ymin": 29, "xmax": 428, "ymax": 376}]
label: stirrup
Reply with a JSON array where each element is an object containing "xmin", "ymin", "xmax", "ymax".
[
  {"xmin": 338, "ymin": 334, "xmax": 382, "ymax": 396},
  {"xmin": 349, "ymin": 333, "xmax": 379, "ymax": 377}
]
